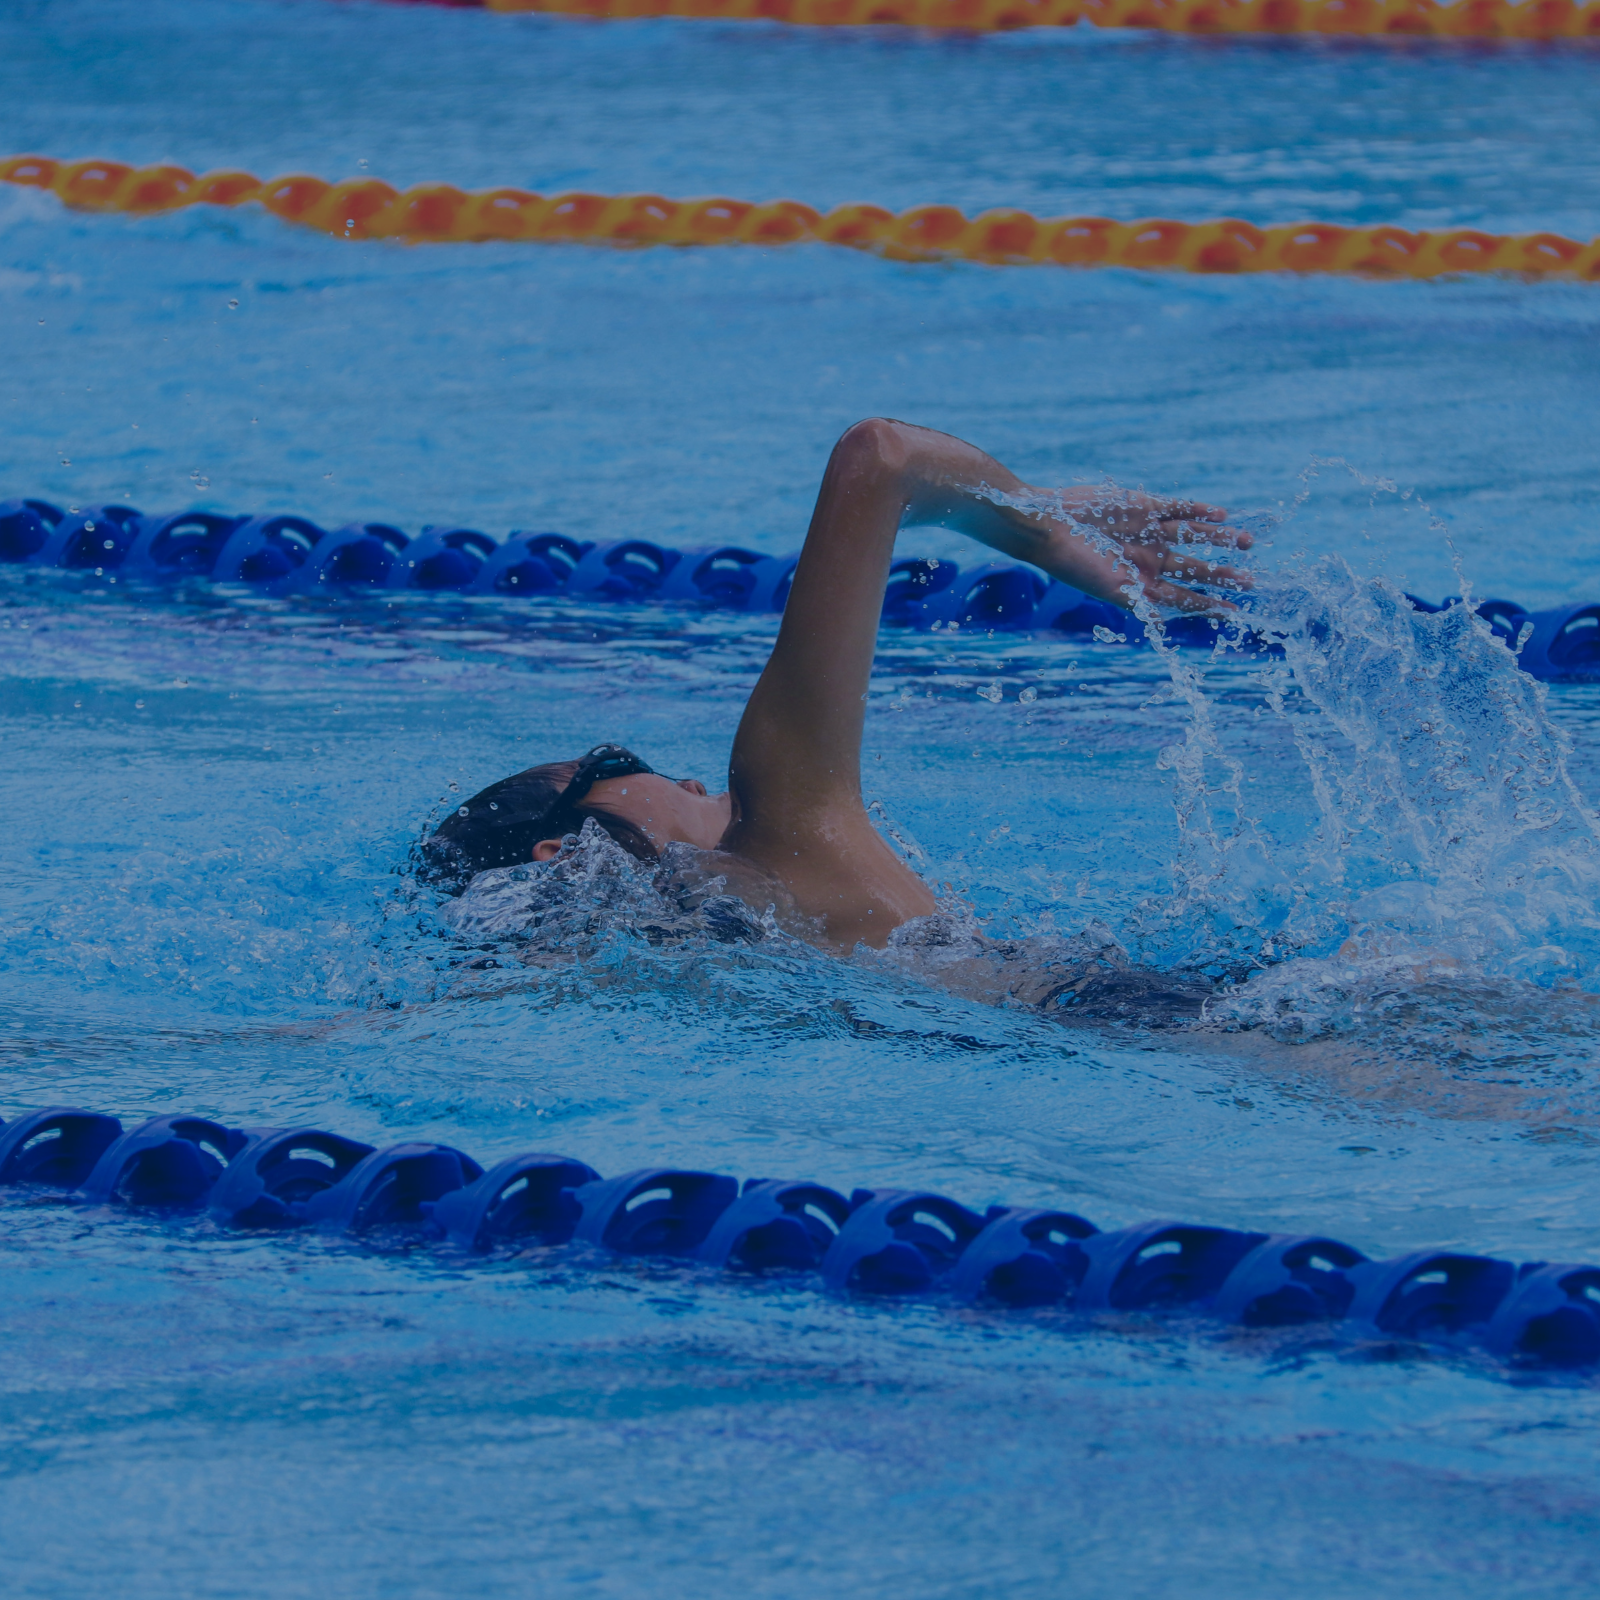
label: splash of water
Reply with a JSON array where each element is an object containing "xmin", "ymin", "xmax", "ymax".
[
  {"xmin": 986, "ymin": 470, "xmax": 1600, "ymax": 1042},
  {"xmin": 1135, "ymin": 543, "xmax": 1600, "ymax": 1039},
  {"xmin": 439, "ymin": 823, "xmax": 779, "ymax": 950}
]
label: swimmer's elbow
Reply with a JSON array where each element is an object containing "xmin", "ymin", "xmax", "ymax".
[{"xmin": 832, "ymin": 417, "xmax": 915, "ymax": 481}]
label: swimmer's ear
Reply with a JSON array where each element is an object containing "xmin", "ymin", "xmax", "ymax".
[{"xmin": 532, "ymin": 838, "xmax": 565, "ymax": 862}]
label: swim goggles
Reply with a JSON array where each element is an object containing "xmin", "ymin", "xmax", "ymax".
[{"xmin": 534, "ymin": 744, "xmax": 658, "ymax": 840}]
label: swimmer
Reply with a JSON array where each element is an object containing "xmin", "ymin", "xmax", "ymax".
[{"xmin": 424, "ymin": 419, "xmax": 1248, "ymax": 969}]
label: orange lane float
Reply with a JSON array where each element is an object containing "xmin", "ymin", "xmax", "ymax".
[
  {"xmin": 481, "ymin": 0, "xmax": 1600, "ymax": 38},
  {"xmin": 5, "ymin": 155, "xmax": 1598, "ymax": 280}
]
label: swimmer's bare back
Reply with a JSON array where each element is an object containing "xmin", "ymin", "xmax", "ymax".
[{"xmin": 719, "ymin": 419, "xmax": 1249, "ymax": 950}]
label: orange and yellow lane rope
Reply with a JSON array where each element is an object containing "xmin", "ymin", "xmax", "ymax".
[
  {"xmin": 6, "ymin": 155, "xmax": 1597, "ymax": 279},
  {"xmin": 484, "ymin": 0, "xmax": 1600, "ymax": 39}
]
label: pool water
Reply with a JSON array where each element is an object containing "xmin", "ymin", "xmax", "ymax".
[{"xmin": 4, "ymin": 2, "xmax": 1600, "ymax": 1594}]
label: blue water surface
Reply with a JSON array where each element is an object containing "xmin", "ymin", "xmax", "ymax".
[{"xmin": 4, "ymin": 3, "xmax": 1600, "ymax": 1596}]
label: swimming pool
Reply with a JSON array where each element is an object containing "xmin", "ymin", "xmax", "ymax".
[{"xmin": 5, "ymin": 1, "xmax": 1600, "ymax": 1594}]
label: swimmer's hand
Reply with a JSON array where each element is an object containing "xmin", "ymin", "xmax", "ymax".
[
  {"xmin": 884, "ymin": 420, "xmax": 1250, "ymax": 614},
  {"xmin": 1021, "ymin": 486, "xmax": 1252, "ymax": 614}
]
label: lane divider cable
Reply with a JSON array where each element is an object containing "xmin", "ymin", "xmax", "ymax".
[
  {"xmin": 5, "ymin": 494, "xmax": 1599, "ymax": 682},
  {"xmin": 5, "ymin": 155, "xmax": 1597, "ymax": 279},
  {"xmin": 456, "ymin": 0, "xmax": 1600, "ymax": 45},
  {"xmin": 2, "ymin": 1103, "xmax": 1597, "ymax": 1372}
]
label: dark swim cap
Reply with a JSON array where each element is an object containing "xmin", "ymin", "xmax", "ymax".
[{"xmin": 419, "ymin": 745, "xmax": 657, "ymax": 889}]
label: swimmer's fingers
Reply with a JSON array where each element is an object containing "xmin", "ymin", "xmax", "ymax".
[
  {"xmin": 1138, "ymin": 577, "xmax": 1242, "ymax": 615},
  {"xmin": 1066, "ymin": 492, "xmax": 1251, "ymax": 550},
  {"xmin": 1153, "ymin": 517, "xmax": 1253, "ymax": 551},
  {"xmin": 1115, "ymin": 543, "xmax": 1249, "ymax": 612},
  {"xmin": 1103, "ymin": 491, "xmax": 1231, "ymax": 530},
  {"xmin": 1154, "ymin": 552, "xmax": 1254, "ymax": 591},
  {"xmin": 1136, "ymin": 494, "xmax": 1229, "ymax": 525}
]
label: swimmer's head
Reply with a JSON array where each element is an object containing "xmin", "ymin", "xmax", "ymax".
[{"xmin": 420, "ymin": 744, "xmax": 731, "ymax": 888}]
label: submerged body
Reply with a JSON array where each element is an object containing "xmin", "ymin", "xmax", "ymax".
[
  {"xmin": 428, "ymin": 419, "xmax": 1245, "ymax": 969},
  {"xmin": 443, "ymin": 812, "xmax": 1217, "ymax": 1030}
]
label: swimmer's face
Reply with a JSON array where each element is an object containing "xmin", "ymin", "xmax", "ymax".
[{"xmin": 530, "ymin": 773, "xmax": 733, "ymax": 860}]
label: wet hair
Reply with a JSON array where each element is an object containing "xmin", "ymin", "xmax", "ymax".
[{"xmin": 418, "ymin": 754, "xmax": 658, "ymax": 891}]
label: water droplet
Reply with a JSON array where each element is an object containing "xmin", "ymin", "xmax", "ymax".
[
  {"xmin": 448, "ymin": 781, "xmax": 459, "ymax": 792},
  {"xmin": 227, "ymin": 298, "xmax": 239, "ymax": 309},
  {"xmin": 190, "ymin": 470, "xmax": 210, "ymax": 489},
  {"xmin": 104, "ymin": 539, "xmax": 115, "ymax": 550},
  {"xmin": 489, "ymin": 801, "xmax": 499, "ymax": 810},
  {"xmin": 134, "ymin": 700, "xmax": 145, "ymax": 709},
  {"xmin": 458, "ymin": 805, "xmax": 470, "ymax": 817},
  {"xmin": 84, "ymin": 521, "xmax": 95, "ymax": 532},
  {"xmin": 977, "ymin": 683, "xmax": 1002, "ymax": 704},
  {"xmin": 1019, "ymin": 686, "xmax": 1038, "ymax": 704},
  {"xmin": 73, "ymin": 699, "xmax": 82, "ymax": 708}
]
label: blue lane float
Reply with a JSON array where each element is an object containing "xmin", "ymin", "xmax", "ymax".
[
  {"xmin": 5, "ymin": 495, "xmax": 1596, "ymax": 679},
  {"xmin": 5, "ymin": 1104, "xmax": 1600, "ymax": 1373}
]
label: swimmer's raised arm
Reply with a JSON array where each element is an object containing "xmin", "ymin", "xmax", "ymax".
[
  {"xmin": 722, "ymin": 419, "xmax": 1246, "ymax": 947},
  {"xmin": 429, "ymin": 420, "xmax": 1245, "ymax": 949}
]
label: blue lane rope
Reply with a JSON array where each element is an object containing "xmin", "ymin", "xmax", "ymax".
[
  {"xmin": 3, "ymin": 1104, "xmax": 1599, "ymax": 1370},
  {"xmin": 5, "ymin": 496, "xmax": 1599, "ymax": 679}
]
